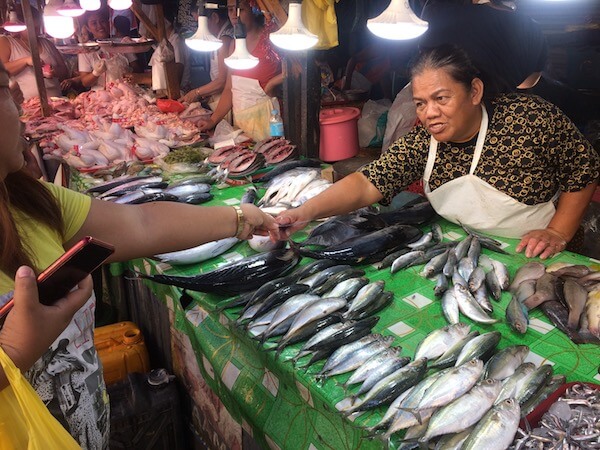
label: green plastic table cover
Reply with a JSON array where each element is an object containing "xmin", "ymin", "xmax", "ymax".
[{"xmin": 110, "ymin": 183, "xmax": 600, "ymax": 450}]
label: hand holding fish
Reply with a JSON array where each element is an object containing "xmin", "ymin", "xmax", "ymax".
[
  {"xmin": 272, "ymin": 208, "xmax": 312, "ymax": 240},
  {"xmin": 236, "ymin": 204, "xmax": 279, "ymax": 240},
  {"xmin": 516, "ymin": 228, "xmax": 567, "ymax": 259}
]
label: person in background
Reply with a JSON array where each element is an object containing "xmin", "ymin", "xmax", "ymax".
[
  {"xmin": 273, "ymin": 46, "xmax": 600, "ymax": 260},
  {"xmin": 124, "ymin": 13, "xmax": 191, "ymax": 92},
  {"xmin": 179, "ymin": 2, "xmax": 234, "ymax": 108},
  {"xmin": 0, "ymin": 59, "xmax": 276, "ymax": 449},
  {"xmin": 113, "ymin": 15, "xmax": 134, "ymax": 39},
  {"xmin": 62, "ymin": 8, "xmax": 142, "ymax": 91},
  {"xmin": 197, "ymin": 0, "xmax": 283, "ymax": 141},
  {"xmin": 0, "ymin": 7, "xmax": 69, "ymax": 100}
]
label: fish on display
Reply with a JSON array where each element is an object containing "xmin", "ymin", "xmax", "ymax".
[
  {"xmin": 257, "ymin": 158, "xmax": 322, "ymax": 183},
  {"xmin": 154, "ymin": 237, "xmax": 239, "ymax": 265},
  {"xmin": 136, "ymin": 248, "xmax": 300, "ymax": 296},
  {"xmin": 460, "ymin": 398, "xmax": 521, "ymax": 450}
]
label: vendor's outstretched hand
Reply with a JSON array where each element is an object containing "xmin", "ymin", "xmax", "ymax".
[
  {"xmin": 197, "ymin": 117, "xmax": 216, "ymax": 132},
  {"xmin": 238, "ymin": 204, "xmax": 279, "ymax": 240},
  {"xmin": 271, "ymin": 208, "xmax": 311, "ymax": 241},
  {"xmin": 0, "ymin": 266, "xmax": 92, "ymax": 372},
  {"xmin": 516, "ymin": 228, "xmax": 568, "ymax": 259}
]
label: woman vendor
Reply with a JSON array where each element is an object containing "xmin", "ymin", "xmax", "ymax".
[
  {"xmin": 0, "ymin": 59, "xmax": 276, "ymax": 449},
  {"xmin": 197, "ymin": 0, "xmax": 284, "ymax": 141},
  {"xmin": 0, "ymin": 7, "xmax": 69, "ymax": 100},
  {"xmin": 273, "ymin": 45, "xmax": 600, "ymax": 260}
]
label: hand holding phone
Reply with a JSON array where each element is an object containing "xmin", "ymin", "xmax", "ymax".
[{"xmin": 0, "ymin": 237, "xmax": 114, "ymax": 319}]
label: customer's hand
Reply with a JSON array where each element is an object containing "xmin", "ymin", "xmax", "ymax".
[
  {"xmin": 237, "ymin": 204, "xmax": 279, "ymax": 240},
  {"xmin": 0, "ymin": 266, "xmax": 92, "ymax": 372},
  {"xmin": 179, "ymin": 89, "xmax": 200, "ymax": 104},
  {"xmin": 271, "ymin": 208, "xmax": 312, "ymax": 241},
  {"xmin": 197, "ymin": 117, "xmax": 216, "ymax": 132}
]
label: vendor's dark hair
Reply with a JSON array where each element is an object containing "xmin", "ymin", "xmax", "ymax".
[
  {"xmin": 0, "ymin": 170, "xmax": 64, "ymax": 277},
  {"xmin": 410, "ymin": 45, "xmax": 480, "ymax": 91}
]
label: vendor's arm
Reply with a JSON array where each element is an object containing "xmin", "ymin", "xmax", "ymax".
[
  {"xmin": 68, "ymin": 200, "xmax": 278, "ymax": 263},
  {"xmin": 0, "ymin": 37, "xmax": 32, "ymax": 76},
  {"xmin": 0, "ymin": 267, "xmax": 91, "ymax": 391},
  {"xmin": 124, "ymin": 72, "xmax": 152, "ymax": 85},
  {"xmin": 273, "ymin": 172, "xmax": 383, "ymax": 239},
  {"xmin": 516, "ymin": 182, "xmax": 598, "ymax": 259},
  {"xmin": 198, "ymin": 73, "xmax": 233, "ymax": 131},
  {"xmin": 180, "ymin": 38, "xmax": 233, "ymax": 103},
  {"xmin": 263, "ymin": 72, "xmax": 284, "ymax": 98}
]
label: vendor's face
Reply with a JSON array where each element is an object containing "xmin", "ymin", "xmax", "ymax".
[
  {"xmin": 86, "ymin": 14, "xmax": 110, "ymax": 39},
  {"xmin": 412, "ymin": 68, "xmax": 483, "ymax": 143},
  {"xmin": 0, "ymin": 68, "xmax": 25, "ymax": 179},
  {"xmin": 227, "ymin": 0, "xmax": 238, "ymax": 25}
]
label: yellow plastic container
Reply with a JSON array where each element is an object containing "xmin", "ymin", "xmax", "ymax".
[{"xmin": 94, "ymin": 321, "xmax": 150, "ymax": 386}]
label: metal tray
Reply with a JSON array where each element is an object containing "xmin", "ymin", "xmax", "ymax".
[{"xmin": 96, "ymin": 37, "xmax": 155, "ymax": 54}]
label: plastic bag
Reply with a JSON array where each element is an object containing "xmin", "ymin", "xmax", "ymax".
[
  {"xmin": 382, "ymin": 82, "xmax": 418, "ymax": 152},
  {"xmin": 208, "ymin": 120, "xmax": 250, "ymax": 146},
  {"xmin": 0, "ymin": 347, "xmax": 80, "ymax": 449},
  {"xmin": 358, "ymin": 99, "xmax": 392, "ymax": 148},
  {"xmin": 150, "ymin": 40, "xmax": 175, "ymax": 90}
]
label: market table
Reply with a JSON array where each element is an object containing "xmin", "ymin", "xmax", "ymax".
[{"xmin": 107, "ymin": 183, "xmax": 600, "ymax": 450}]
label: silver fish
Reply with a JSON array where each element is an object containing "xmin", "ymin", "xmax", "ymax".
[
  {"xmin": 461, "ymin": 398, "xmax": 521, "ymax": 450},
  {"xmin": 454, "ymin": 331, "xmax": 501, "ymax": 367},
  {"xmin": 280, "ymin": 297, "xmax": 347, "ymax": 341},
  {"xmin": 343, "ymin": 347, "xmax": 404, "ymax": 388},
  {"xmin": 473, "ymin": 283, "xmax": 493, "ymax": 313},
  {"xmin": 490, "ymin": 259, "xmax": 510, "ymax": 290},
  {"xmin": 300, "ymin": 265, "xmax": 352, "ymax": 289},
  {"xmin": 343, "ymin": 280, "xmax": 385, "ymax": 319},
  {"xmin": 433, "ymin": 427, "xmax": 473, "ymax": 450},
  {"xmin": 514, "ymin": 363, "xmax": 553, "ymax": 405},
  {"xmin": 506, "ymin": 293, "xmax": 529, "ymax": 334},
  {"xmin": 483, "ymin": 345, "xmax": 530, "ymax": 380},
  {"xmin": 455, "ymin": 284, "xmax": 498, "ymax": 324},
  {"xmin": 154, "ymin": 237, "xmax": 238, "ymax": 265},
  {"xmin": 431, "ymin": 330, "xmax": 480, "ymax": 369},
  {"xmin": 441, "ymin": 286, "xmax": 460, "ymax": 324},
  {"xmin": 262, "ymin": 294, "xmax": 322, "ymax": 338},
  {"xmin": 419, "ymin": 378, "xmax": 502, "ymax": 442},
  {"xmin": 355, "ymin": 356, "xmax": 412, "ymax": 396},
  {"xmin": 414, "ymin": 323, "xmax": 471, "ymax": 361},
  {"xmin": 420, "ymin": 249, "xmax": 450, "ymax": 278},
  {"xmin": 454, "ymin": 234, "xmax": 473, "ymax": 260},
  {"xmin": 486, "ymin": 269, "xmax": 503, "ymax": 301},
  {"xmin": 407, "ymin": 231, "xmax": 434, "ymax": 250},
  {"xmin": 391, "ymin": 251, "xmax": 426, "ymax": 274},
  {"xmin": 443, "ymin": 249, "xmax": 458, "ymax": 277},
  {"xmin": 164, "ymin": 182, "xmax": 211, "ymax": 197},
  {"xmin": 318, "ymin": 336, "xmax": 395, "ymax": 379},
  {"xmin": 468, "ymin": 266, "xmax": 486, "ymax": 293},
  {"xmin": 494, "ymin": 362, "xmax": 536, "ymax": 404},
  {"xmin": 434, "ymin": 273, "xmax": 449, "ymax": 297},
  {"xmin": 467, "ymin": 236, "xmax": 481, "ymax": 267},
  {"xmin": 323, "ymin": 277, "xmax": 369, "ymax": 300}
]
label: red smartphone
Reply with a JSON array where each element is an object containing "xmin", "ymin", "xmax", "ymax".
[{"xmin": 0, "ymin": 236, "xmax": 115, "ymax": 319}]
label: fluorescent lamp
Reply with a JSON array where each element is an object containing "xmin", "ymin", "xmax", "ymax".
[
  {"xmin": 224, "ymin": 37, "xmax": 258, "ymax": 69},
  {"xmin": 367, "ymin": 0, "xmax": 428, "ymax": 40},
  {"xmin": 108, "ymin": 0, "xmax": 132, "ymax": 11},
  {"xmin": 185, "ymin": 15, "xmax": 223, "ymax": 52},
  {"xmin": 269, "ymin": 1, "xmax": 317, "ymax": 51},
  {"xmin": 58, "ymin": 0, "xmax": 86, "ymax": 17},
  {"xmin": 80, "ymin": 0, "xmax": 101, "ymax": 11},
  {"xmin": 44, "ymin": 0, "xmax": 76, "ymax": 39},
  {"xmin": 2, "ymin": 11, "xmax": 27, "ymax": 32}
]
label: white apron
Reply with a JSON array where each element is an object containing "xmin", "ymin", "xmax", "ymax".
[
  {"xmin": 423, "ymin": 105, "xmax": 557, "ymax": 238},
  {"xmin": 230, "ymin": 75, "xmax": 277, "ymax": 141}
]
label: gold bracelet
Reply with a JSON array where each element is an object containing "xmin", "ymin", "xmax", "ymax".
[{"xmin": 232, "ymin": 205, "xmax": 245, "ymax": 238}]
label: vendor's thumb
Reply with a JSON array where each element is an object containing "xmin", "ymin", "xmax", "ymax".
[{"xmin": 13, "ymin": 266, "xmax": 39, "ymax": 308}]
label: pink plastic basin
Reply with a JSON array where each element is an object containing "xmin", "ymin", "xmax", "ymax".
[{"xmin": 319, "ymin": 107, "xmax": 361, "ymax": 162}]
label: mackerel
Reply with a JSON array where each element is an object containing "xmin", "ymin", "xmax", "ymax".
[
  {"xmin": 312, "ymin": 270, "xmax": 366, "ymax": 296},
  {"xmin": 320, "ymin": 276, "xmax": 369, "ymax": 300},
  {"xmin": 461, "ymin": 398, "xmax": 520, "ymax": 450},
  {"xmin": 454, "ymin": 284, "xmax": 498, "ymax": 324},
  {"xmin": 483, "ymin": 345, "xmax": 530, "ymax": 380},
  {"xmin": 494, "ymin": 362, "xmax": 536, "ymax": 404},
  {"xmin": 430, "ymin": 330, "xmax": 479, "ymax": 369},
  {"xmin": 154, "ymin": 237, "xmax": 238, "ymax": 265},
  {"xmin": 261, "ymin": 294, "xmax": 322, "ymax": 339},
  {"xmin": 343, "ymin": 348, "xmax": 405, "ymax": 388},
  {"xmin": 414, "ymin": 323, "xmax": 471, "ymax": 361},
  {"xmin": 356, "ymin": 356, "xmax": 412, "ymax": 396},
  {"xmin": 343, "ymin": 280, "xmax": 385, "ymax": 319},
  {"xmin": 454, "ymin": 331, "xmax": 501, "ymax": 367},
  {"xmin": 280, "ymin": 297, "xmax": 347, "ymax": 343}
]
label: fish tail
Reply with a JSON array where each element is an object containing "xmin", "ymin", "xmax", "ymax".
[{"xmin": 396, "ymin": 407, "xmax": 423, "ymax": 424}]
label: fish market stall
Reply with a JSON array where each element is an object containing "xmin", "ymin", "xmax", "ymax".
[{"xmin": 107, "ymin": 182, "xmax": 600, "ymax": 450}]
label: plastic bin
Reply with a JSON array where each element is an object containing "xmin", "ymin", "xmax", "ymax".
[
  {"xmin": 94, "ymin": 321, "xmax": 150, "ymax": 385},
  {"xmin": 319, "ymin": 107, "xmax": 361, "ymax": 162},
  {"xmin": 108, "ymin": 369, "xmax": 185, "ymax": 450}
]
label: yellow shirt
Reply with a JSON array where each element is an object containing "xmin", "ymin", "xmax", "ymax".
[{"xmin": 0, "ymin": 181, "xmax": 91, "ymax": 292}]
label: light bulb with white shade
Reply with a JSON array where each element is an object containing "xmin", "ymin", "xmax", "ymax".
[
  {"xmin": 269, "ymin": 1, "xmax": 318, "ymax": 51},
  {"xmin": 224, "ymin": 38, "xmax": 258, "ymax": 70},
  {"xmin": 44, "ymin": 0, "xmax": 76, "ymax": 39},
  {"xmin": 80, "ymin": 0, "xmax": 101, "ymax": 11},
  {"xmin": 186, "ymin": 15, "xmax": 223, "ymax": 52},
  {"xmin": 2, "ymin": 11, "xmax": 27, "ymax": 33},
  {"xmin": 367, "ymin": 0, "xmax": 428, "ymax": 40},
  {"xmin": 108, "ymin": 0, "xmax": 133, "ymax": 11},
  {"xmin": 58, "ymin": 0, "xmax": 85, "ymax": 17}
]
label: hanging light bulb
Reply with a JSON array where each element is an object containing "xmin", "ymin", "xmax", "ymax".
[
  {"xmin": 224, "ymin": 37, "xmax": 258, "ymax": 69},
  {"xmin": 2, "ymin": 11, "xmax": 27, "ymax": 32},
  {"xmin": 107, "ymin": 0, "xmax": 132, "ymax": 11},
  {"xmin": 185, "ymin": 3, "xmax": 223, "ymax": 52},
  {"xmin": 367, "ymin": 0, "xmax": 428, "ymax": 40},
  {"xmin": 269, "ymin": 1, "xmax": 317, "ymax": 51},
  {"xmin": 224, "ymin": 6, "xmax": 258, "ymax": 70},
  {"xmin": 80, "ymin": 0, "xmax": 101, "ymax": 11},
  {"xmin": 58, "ymin": 0, "xmax": 85, "ymax": 17},
  {"xmin": 44, "ymin": 0, "xmax": 76, "ymax": 39}
]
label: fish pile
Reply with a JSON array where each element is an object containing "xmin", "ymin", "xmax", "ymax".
[
  {"xmin": 257, "ymin": 168, "xmax": 333, "ymax": 213},
  {"xmin": 384, "ymin": 226, "xmax": 511, "ymax": 326},
  {"xmin": 85, "ymin": 173, "xmax": 223, "ymax": 205},
  {"xmin": 511, "ymin": 382, "xmax": 600, "ymax": 449},
  {"xmin": 137, "ymin": 248, "xmax": 301, "ymax": 296},
  {"xmin": 507, "ymin": 262, "xmax": 600, "ymax": 344},
  {"xmin": 332, "ymin": 323, "xmax": 564, "ymax": 449},
  {"xmin": 254, "ymin": 137, "xmax": 297, "ymax": 164}
]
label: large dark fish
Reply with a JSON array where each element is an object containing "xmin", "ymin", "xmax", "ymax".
[
  {"xmin": 540, "ymin": 300, "xmax": 600, "ymax": 345},
  {"xmin": 294, "ymin": 224, "xmax": 423, "ymax": 264},
  {"xmin": 85, "ymin": 175, "xmax": 155, "ymax": 194},
  {"xmin": 299, "ymin": 213, "xmax": 386, "ymax": 248},
  {"xmin": 136, "ymin": 248, "xmax": 300, "ymax": 296},
  {"xmin": 377, "ymin": 199, "xmax": 437, "ymax": 226}
]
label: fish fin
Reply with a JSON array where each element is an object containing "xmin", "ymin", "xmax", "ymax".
[{"xmin": 396, "ymin": 407, "xmax": 423, "ymax": 424}]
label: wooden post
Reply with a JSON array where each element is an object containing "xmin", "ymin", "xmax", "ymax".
[
  {"xmin": 255, "ymin": 0, "xmax": 287, "ymax": 27},
  {"xmin": 21, "ymin": 0, "xmax": 50, "ymax": 116},
  {"xmin": 130, "ymin": 1, "xmax": 179, "ymax": 99}
]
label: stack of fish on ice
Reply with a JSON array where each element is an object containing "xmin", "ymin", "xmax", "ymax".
[{"xmin": 506, "ymin": 261, "xmax": 600, "ymax": 344}]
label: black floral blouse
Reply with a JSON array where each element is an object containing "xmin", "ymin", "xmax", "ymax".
[{"xmin": 359, "ymin": 94, "xmax": 600, "ymax": 206}]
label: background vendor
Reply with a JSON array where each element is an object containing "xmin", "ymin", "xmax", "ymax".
[
  {"xmin": 273, "ymin": 46, "xmax": 600, "ymax": 260},
  {"xmin": 197, "ymin": 0, "xmax": 283, "ymax": 141},
  {"xmin": 0, "ymin": 7, "xmax": 69, "ymax": 100}
]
